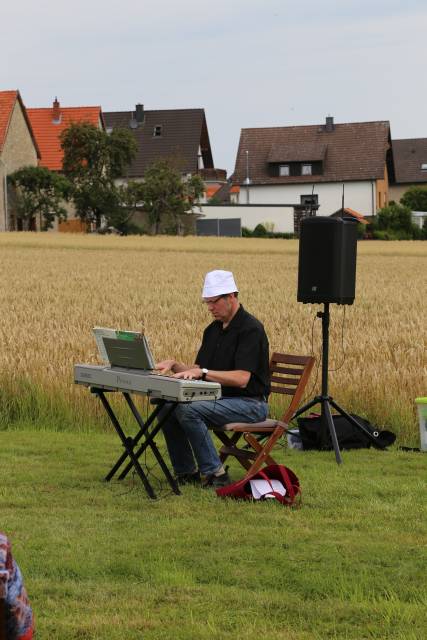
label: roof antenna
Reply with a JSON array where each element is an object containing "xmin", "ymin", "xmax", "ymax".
[
  {"xmin": 310, "ymin": 184, "xmax": 315, "ymax": 217},
  {"xmin": 341, "ymin": 184, "xmax": 345, "ymax": 218}
]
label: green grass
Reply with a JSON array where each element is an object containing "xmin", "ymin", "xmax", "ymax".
[{"xmin": 1, "ymin": 427, "xmax": 426, "ymax": 639}]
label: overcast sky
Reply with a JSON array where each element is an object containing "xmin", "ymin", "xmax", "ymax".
[{"xmin": 2, "ymin": 0, "xmax": 426, "ymax": 174}]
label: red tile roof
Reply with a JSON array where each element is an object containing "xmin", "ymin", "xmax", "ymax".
[
  {"xmin": 331, "ymin": 207, "xmax": 369, "ymax": 224},
  {"xmin": 0, "ymin": 90, "xmax": 40, "ymax": 158},
  {"xmin": 205, "ymin": 185, "xmax": 221, "ymax": 198},
  {"xmin": 27, "ymin": 100, "xmax": 103, "ymax": 170},
  {"xmin": 0, "ymin": 90, "xmax": 17, "ymax": 151}
]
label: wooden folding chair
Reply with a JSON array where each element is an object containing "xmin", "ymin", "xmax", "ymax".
[{"xmin": 212, "ymin": 353, "xmax": 315, "ymax": 477}]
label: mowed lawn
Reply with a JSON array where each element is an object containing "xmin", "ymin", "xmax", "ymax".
[
  {"xmin": 0, "ymin": 234, "xmax": 426, "ymax": 638},
  {"xmin": 1, "ymin": 428, "xmax": 426, "ymax": 640}
]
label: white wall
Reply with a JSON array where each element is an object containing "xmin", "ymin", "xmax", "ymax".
[
  {"xmin": 244, "ymin": 181, "xmax": 376, "ymax": 216},
  {"xmin": 198, "ymin": 205, "xmax": 295, "ymax": 233}
]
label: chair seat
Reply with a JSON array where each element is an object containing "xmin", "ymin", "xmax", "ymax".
[
  {"xmin": 216, "ymin": 419, "xmax": 288, "ymax": 432},
  {"xmin": 210, "ymin": 352, "xmax": 315, "ymax": 478}
]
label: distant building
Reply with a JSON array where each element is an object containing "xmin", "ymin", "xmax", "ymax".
[
  {"xmin": 103, "ymin": 104, "xmax": 227, "ymax": 205},
  {"xmin": 389, "ymin": 138, "xmax": 427, "ymax": 202},
  {"xmin": 0, "ymin": 90, "xmax": 40, "ymax": 231},
  {"xmin": 330, "ymin": 207, "xmax": 368, "ymax": 225},
  {"xmin": 103, "ymin": 105, "xmax": 215, "ymax": 178},
  {"xmin": 232, "ymin": 117, "xmax": 394, "ymax": 227},
  {"xmin": 27, "ymin": 98, "xmax": 104, "ymax": 231}
]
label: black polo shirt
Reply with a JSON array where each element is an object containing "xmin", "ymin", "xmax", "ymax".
[{"xmin": 195, "ymin": 305, "xmax": 270, "ymax": 398}]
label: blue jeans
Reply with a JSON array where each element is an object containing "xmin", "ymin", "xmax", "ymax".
[{"xmin": 159, "ymin": 397, "xmax": 268, "ymax": 476}]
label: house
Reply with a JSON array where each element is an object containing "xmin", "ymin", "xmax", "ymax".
[
  {"xmin": 27, "ymin": 98, "xmax": 104, "ymax": 231},
  {"xmin": 389, "ymin": 138, "xmax": 427, "ymax": 203},
  {"xmin": 199, "ymin": 168, "xmax": 228, "ymax": 203},
  {"xmin": 0, "ymin": 90, "xmax": 40, "ymax": 231},
  {"xmin": 330, "ymin": 207, "xmax": 368, "ymax": 225},
  {"xmin": 229, "ymin": 117, "xmax": 394, "ymax": 233},
  {"xmin": 103, "ymin": 104, "xmax": 224, "ymax": 195}
]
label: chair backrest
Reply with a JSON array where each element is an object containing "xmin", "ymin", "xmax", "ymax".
[{"xmin": 269, "ymin": 352, "xmax": 315, "ymax": 423}]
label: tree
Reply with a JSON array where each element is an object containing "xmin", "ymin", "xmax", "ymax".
[
  {"xmin": 142, "ymin": 160, "xmax": 203, "ymax": 234},
  {"xmin": 9, "ymin": 166, "xmax": 71, "ymax": 230},
  {"xmin": 108, "ymin": 181, "xmax": 146, "ymax": 235},
  {"xmin": 372, "ymin": 202, "xmax": 418, "ymax": 239},
  {"xmin": 60, "ymin": 123, "xmax": 137, "ymax": 229},
  {"xmin": 400, "ymin": 186, "xmax": 427, "ymax": 212}
]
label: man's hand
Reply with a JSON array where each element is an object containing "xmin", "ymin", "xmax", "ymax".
[
  {"xmin": 155, "ymin": 359, "xmax": 176, "ymax": 375},
  {"xmin": 173, "ymin": 368, "xmax": 202, "ymax": 380}
]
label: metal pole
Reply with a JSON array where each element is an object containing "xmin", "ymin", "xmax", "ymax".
[{"xmin": 321, "ymin": 303, "xmax": 330, "ymax": 398}]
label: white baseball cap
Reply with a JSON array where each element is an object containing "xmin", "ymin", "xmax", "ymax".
[{"xmin": 202, "ymin": 270, "xmax": 238, "ymax": 298}]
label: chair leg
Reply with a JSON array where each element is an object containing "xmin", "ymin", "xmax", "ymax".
[
  {"xmin": 244, "ymin": 434, "xmax": 278, "ymax": 467},
  {"xmin": 243, "ymin": 427, "xmax": 283, "ymax": 476},
  {"xmin": 214, "ymin": 431, "xmax": 254, "ymax": 470},
  {"xmin": 218, "ymin": 432, "xmax": 243, "ymax": 464},
  {"xmin": 214, "ymin": 430, "xmax": 239, "ymax": 461}
]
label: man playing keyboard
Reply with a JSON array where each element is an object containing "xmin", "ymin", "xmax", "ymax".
[{"xmin": 156, "ymin": 270, "xmax": 270, "ymax": 488}]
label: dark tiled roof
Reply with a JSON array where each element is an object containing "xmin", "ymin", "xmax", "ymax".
[
  {"xmin": 103, "ymin": 108, "xmax": 213, "ymax": 178},
  {"xmin": 233, "ymin": 120, "xmax": 391, "ymax": 185},
  {"xmin": 267, "ymin": 142, "xmax": 327, "ymax": 163},
  {"xmin": 392, "ymin": 138, "xmax": 427, "ymax": 184}
]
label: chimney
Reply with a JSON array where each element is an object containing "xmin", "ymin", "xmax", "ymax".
[
  {"xmin": 135, "ymin": 103, "xmax": 144, "ymax": 124},
  {"xmin": 52, "ymin": 97, "xmax": 61, "ymax": 124},
  {"xmin": 325, "ymin": 116, "xmax": 334, "ymax": 132}
]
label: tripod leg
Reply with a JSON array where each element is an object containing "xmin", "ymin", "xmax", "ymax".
[
  {"xmin": 329, "ymin": 400, "xmax": 382, "ymax": 447},
  {"xmin": 322, "ymin": 399, "xmax": 343, "ymax": 464},
  {"xmin": 291, "ymin": 396, "xmax": 321, "ymax": 421}
]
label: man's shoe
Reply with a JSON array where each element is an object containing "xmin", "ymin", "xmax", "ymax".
[
  {"xmin": 202, "ymin": 471, "xmax": 231, "ymax": 488},
  {"xmin": 176, "ymin": 471, "xmax": 201, "ymax": 486}
]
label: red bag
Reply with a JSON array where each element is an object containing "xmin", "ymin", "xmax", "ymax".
[{"xmin": 216, "ymin": 464, "xmax": 301, "ymax": 506}]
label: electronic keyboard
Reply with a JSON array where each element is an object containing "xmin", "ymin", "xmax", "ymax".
[{"xmin": 74, "ymin": 364, "xmax": 221, "ymax": 403}]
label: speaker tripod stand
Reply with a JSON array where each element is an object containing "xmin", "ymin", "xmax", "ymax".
[{"xmin": 292, "ymin": 303, "xmax": 379, "ymax": 464}]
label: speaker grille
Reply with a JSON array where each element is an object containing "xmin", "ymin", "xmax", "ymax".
[{"xmin": 297, "ymin": 217, "xmax": 357, "ymax": 305}]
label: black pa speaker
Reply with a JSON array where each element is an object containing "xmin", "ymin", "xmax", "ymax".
[{"xmin": 297, "ymin": 217, "xmax": 358, "ymax": 305}]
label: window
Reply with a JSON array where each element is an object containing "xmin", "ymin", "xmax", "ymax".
[
  {"xmin": 153, "ymin": 125, "xmax": 162, "ymax": 137},
  {"xmin": 279, "ymin": 164, "xmax": 290, "ymax": 176},
  {"xmin": 300, "ymin": 194, "xmax": 318, "ymax": 206},
  {"xmin": 421, "ymin": 163, "xmax": 427, "ymax": 171},
  {"xmin": 302, "ymin": 164, "xmax": 312, "ymax": 175}
]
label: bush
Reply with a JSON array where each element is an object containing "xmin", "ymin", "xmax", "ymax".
[
  {"xmin": 252, "ymin": 223, "xmax": 268, "ymax": 237},
  {"xmin": 373, "ymin": 202, "xmax": 423, "ymax": 239},
  {"xmin": 400, "ymin": 186, "xmax": 427, "ymax": 211},
  {"xmin": 241, "ymin": 226, "xmax": 294, "ymax": 239},
  {"xmin": 372, "ymin": 229, "xmax": 413, "ymax": 241}
]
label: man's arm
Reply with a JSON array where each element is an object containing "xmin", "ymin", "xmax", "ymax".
[{"xmin": 173, "ymin": 368, "xmax": 250, "ymax": 387}]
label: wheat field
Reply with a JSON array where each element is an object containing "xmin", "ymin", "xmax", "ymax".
[{"xmin": 0, "ymin": 232, "xmax": 425, "ymax": 443}]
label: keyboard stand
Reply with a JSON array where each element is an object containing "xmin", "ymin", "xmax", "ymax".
[{"xmin": 90, "ymin": 387, "xmax": 181, "ymax": 499}]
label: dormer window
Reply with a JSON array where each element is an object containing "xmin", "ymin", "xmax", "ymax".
[
  {"xmin": 302, "ymin": 164, "xmax": 312, "ymax": 176},
  {"xmin": 153, "ymin": 125, "xmax": 162, "ymax": 137},
  {"xmin": 279, "ymin": 164, "xmax": 290, "ymax": 176},
  {"xmin": 421, "ymin": 163, "xmax": 427, "ymax": 171}
]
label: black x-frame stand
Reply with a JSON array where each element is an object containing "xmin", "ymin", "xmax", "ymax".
[
  {"xmin": 90, "ymin": 387, "xmax": 181, "ymax": 499},
  {"xmin": 292, "ymin": 303, "xmax": 382, "ymax": 465}
]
